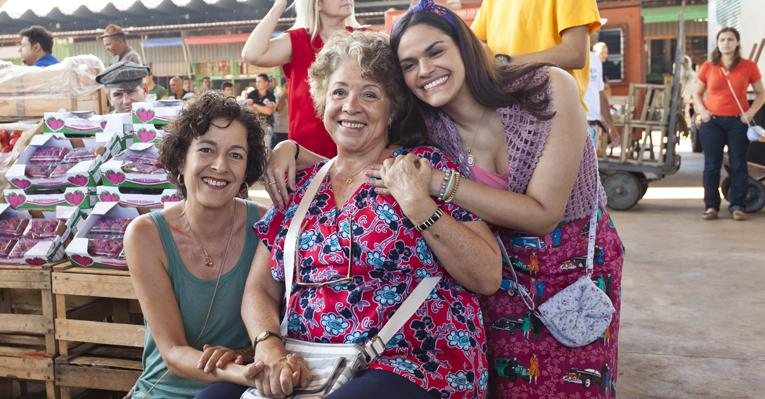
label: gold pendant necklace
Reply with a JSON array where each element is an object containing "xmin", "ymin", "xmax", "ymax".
[
  {"xmin": 185, "ymin": 201, "xmax": 237, "ymax": 268},
  {"xmin": 333, "ymin": 151, "xmax": 386, "ymax": 185}
]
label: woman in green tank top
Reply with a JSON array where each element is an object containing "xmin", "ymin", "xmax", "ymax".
[{"xmin": 124, "ymin": 92, "xmax": 269, "ymax": 398}]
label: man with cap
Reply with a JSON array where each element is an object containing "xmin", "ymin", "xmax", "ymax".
[
  {"xmin": 100, "ymin": 24, "xmax": 143, "ymax": 65},
  {"xmin": 96, "ymin": 61, "xmax": 149, "ymax": 113}
]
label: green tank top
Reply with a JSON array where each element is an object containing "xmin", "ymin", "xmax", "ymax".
[{"xmin": 132, "ymin": 201, "xmax": 260, "ymax": 399}]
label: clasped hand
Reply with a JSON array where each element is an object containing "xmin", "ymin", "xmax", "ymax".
[{"xmin": 251, "ymin": 353, "xmax": 311, "ymax": 399}]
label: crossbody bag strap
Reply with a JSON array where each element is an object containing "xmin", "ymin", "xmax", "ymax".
[
  {"xmin": 362, "ymin": 276, "xmax": 440, "ymax": 362},
  {"xmin": 720, "ymin": 67, "xmax": 753, "ymax": 125},
  {"xmin": 282, "ymin": 159, "xmax": 335, "ymax": 335}
]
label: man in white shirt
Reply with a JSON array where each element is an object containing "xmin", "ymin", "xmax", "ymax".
[{"xmin": 583, "ymin": 39, "xmax": 618, "ymax": 155}]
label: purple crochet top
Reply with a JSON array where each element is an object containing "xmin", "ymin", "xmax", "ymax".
[{"xmin": 425, "ymin": 67, "xmax": 605, "ymax": 222}]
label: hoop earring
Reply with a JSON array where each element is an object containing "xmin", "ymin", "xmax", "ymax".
[{"xmin": 177, "ymin": 173, "xmax": 184, "ymax": 186}]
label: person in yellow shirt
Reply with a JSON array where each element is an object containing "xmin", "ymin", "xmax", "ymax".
[{"xmin": 471, "ymin": 0, "xmax": 601, "ymax": 109}]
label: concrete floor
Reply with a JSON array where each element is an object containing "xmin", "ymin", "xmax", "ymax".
[
  {"xmin": 609, "ymin": 144, "xmax": 764, "ymax": 398},
  {"xmin": 249, "ymin": 141, "xmax": 765, "ymax": 398}
]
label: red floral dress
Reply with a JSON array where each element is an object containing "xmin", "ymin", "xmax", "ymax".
[{"xmin": 255, "ymin": 146, "xmax": 489, "ymax": 398}]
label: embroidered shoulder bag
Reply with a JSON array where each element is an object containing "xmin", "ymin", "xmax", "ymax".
[
  {"xmin": 500, "ymin": 198, "xmax": 614, "ymax": 348},
  {"xmin": 242, "ymin": 159, "xmax": 440, "ymax": 398}
]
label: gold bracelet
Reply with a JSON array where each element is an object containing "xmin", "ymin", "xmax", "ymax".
[
  {"xmin": 414, "ymin": 207, "xmax": 444, "ymax": 232},
  {"xmin": 444, "ymin": 171, "xmax": 461, "ymax": 203}
]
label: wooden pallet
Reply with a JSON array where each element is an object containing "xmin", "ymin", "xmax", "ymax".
[
  {"xmin": 51, "ymin": 264, "xmax": 144, "ymax": 398},
  {"xmin": 0, "ymin": 264, "xmax": 58, "ymax": 399}
]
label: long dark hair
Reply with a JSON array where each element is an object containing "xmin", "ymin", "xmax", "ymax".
[
  {"xmin": 711, "ymin": 27, "xmax": 742, "ymax": 69},
  {"xmin": 390, "ymin": 8, "xmax": 553, "ymax": 120}
]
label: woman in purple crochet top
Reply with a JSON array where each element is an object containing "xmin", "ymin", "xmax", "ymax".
[{"xmin": 264, "ymin": 3, "xmax": 624, "ymax": 398}]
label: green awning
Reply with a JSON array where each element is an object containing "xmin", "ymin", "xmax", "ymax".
[{"xmin": 642, "ymin": 4, "xmax": 708, "ymax": 24}]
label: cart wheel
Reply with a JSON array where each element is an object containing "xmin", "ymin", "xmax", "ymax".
[
  {"xmin": 603, "ymin": 172, "xmax": 641, "ymax": 211},
  {"xmin": 721, "ymin": 176, "xmax": 765, "ymax": 213}
]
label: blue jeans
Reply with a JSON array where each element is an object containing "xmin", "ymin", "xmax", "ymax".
[
  {"xmin": 194, "ymin": 370, "xmax": 434, "ymax": 399},
  {"xmin": 699, "ymin": 116, "xmax": 750, "ymax": 211}
]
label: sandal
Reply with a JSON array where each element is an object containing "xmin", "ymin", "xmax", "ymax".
[
  {"xmin": 701, "ymin": 208, "xmax": 718, "ymax": 220},
  {"xmin": 731, "ymin": 210, "xmax": 747, "ymax": 221}
]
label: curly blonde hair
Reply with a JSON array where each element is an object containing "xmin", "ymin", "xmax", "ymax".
[{"xmin": 308, "ymin": 31, "xmax": 425, "ymax": 146}]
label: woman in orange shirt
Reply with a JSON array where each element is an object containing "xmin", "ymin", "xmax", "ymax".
[{"xmin": 693, "ymin": 27, "xmax": 765, "ymax": 221}]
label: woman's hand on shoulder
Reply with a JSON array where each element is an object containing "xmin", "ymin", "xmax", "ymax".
[{"xmin": 264, "ymin": 140, "xmax": 298, "ymax": 210}]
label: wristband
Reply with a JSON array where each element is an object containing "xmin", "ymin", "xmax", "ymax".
[{"xmin": 414, "ymin": 207, "xmax": 444, "ymax": 232}]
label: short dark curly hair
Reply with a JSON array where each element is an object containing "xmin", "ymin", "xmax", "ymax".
[
  {"xmin": 19, "ymin": 25, "xmax": 54, "ymax": 54},
  {"xmin": 159, "ymin": 91, "xmax": 266, "ymax": 198}
]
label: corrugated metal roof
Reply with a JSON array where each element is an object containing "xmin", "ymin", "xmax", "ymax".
[{"xmin": 0, "ymin": 0, "xmax": 408, "ymax": 35}]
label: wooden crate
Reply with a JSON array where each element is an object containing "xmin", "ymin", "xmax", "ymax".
[
  {"xmin": 52, "ymin": 264, "xmax": 144, "ymax": 398},
  {"xmin": 0, "ymin": 264, "xmax": 57, "ymax": 399}
]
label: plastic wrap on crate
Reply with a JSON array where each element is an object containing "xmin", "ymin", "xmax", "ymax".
[{"xmin": 0, "ymin": 55, "xmax": 105, "ymax": 119}]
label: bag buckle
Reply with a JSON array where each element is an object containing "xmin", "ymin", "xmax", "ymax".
[{"xmin": 363, "ymin": 336, "xmax": 385, "ymax": 361}]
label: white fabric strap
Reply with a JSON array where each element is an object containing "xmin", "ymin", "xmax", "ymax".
[
  {"xmin": 721, "ymin": 67, "xmax": 754, "ymax": 126},
  {"xmin": 362, "ymin": 276, "xmax": 440, "ymax": 361},
  {"xmin": 281, "ymin": 159, "xmax": 335, "ymax": 335},
  {"xmin": 281, "ymin": 159, "xmax": 440, "ymax": 359},
  {"xmin": 586, "ymin": 154, "xmax": 601, "ymax": 276}
]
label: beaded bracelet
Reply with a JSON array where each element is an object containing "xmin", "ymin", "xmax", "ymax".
[
  {"xmin": 414, "ymin": 207, "xmax": 444, "ymax": 232},
  {"xmin": 444, "ymin": 171, "xmax": 461, "ymax": 203},
  {"xmin": 437, "ymin": 170, "xmax": 452, "ymax": 201}
]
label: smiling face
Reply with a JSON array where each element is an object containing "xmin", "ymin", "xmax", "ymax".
[
  {"xmin": 181, "ymin": 118, "xmax": 248, "ymax": 208},
  {"xmin": 397, "ymin": 23, "xmax": 467, "ymax": 109},
  {"xmin": 717, "ymin": 31, "xmax": 739, "ymax": 56},
  {"xmin": 323, "ymin": 60, "xmax": 391, "ymax": 156}
]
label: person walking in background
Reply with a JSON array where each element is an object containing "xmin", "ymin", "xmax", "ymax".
[
  {"xmin": 246, "ymin": 73, "xmax": 276, "ymax": 149},
  {"xmin": 100, "ymin": 24, "xmax": 143, "ymax": 65},
  {"xmin": 241, "ymin": 0, "xmax": 364, "ymax": 158},
  {"xmin": 693, "ymin": 27, "xmax": 765, "ymax": 221},
  {"xmin": 584, "ymin": 35, "xmax": 618, "ymax": 155},
  {"xmin": 18, "ymin": 25, "xmax": 58, "ymax": 67},
  {"xmin": 169, "ymin": 76, "xmax": 193, "ymax": 101},
  {"xmin": 220, "ymin": 81, "xmax": 234, "ymax": 97},
  {"xmin": 272, "ymin": 78, "xmax": 289, "ymax": 149},
  {"xmin": 145, "ymin": 68, "xmax": 168, "ymax": 101},
  {"xmin": 200, "ymin": 76, "xmax": 212, "ymax": 94},
  {"xmin": 471, "ymin": 0, "xmax": 602, "ymax": 109}
]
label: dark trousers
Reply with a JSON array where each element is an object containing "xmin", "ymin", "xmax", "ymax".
[
  {"xmin": 699, "ymin": 116, "xmax": 750, "ymax": 211},
  {"xmin": 194, "ymin": 370, "xmax": 434, "ymax": 399}
]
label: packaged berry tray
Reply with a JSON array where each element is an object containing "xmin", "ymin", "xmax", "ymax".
[
  {"xmin": 0, "ymin": 237, "xmax": 18, "ymax": 258},
  {"xmin": 121, "ymin": 162, "xmax": 165, "ymax": 174},
  {"xmin": 89, "ymin": 217, "xmax": 132, "ymax": 234},
  {"xmin": 25, "ymin": 162, "xmax": 56, "ymax": 178},
  {"xmin": 62, "ymin": 147, "xmax": 98, "ymax": 163},
  {"xmin": 8, "ymin": 238, "xmax": 42, "ymax": 259},
  {"xmin": 49, "ymin": 162, "xmax": 77, "ymax": 178},
  {"xmin": 87, "ymin": 233, "xmax": 125, "ymax": 257},
  {"xmin": 115, "ymin": 151, "xmax": 157, "ymax": 165},
  {"xmin": 29, "ymin": 146, "xmax": 70, "ymax": 162},
  {"xmin": 23, "ymin": 219, "xmax": 62, "ymax": 239},
  {"xmin": 0, "ymin": 218, "xmax": 29, "ymax": 237}
]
